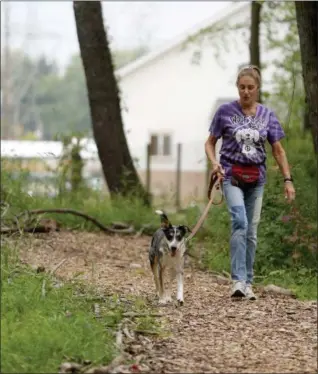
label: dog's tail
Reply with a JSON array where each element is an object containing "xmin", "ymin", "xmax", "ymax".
[{"xmin": 155, "ymin": 210, "xmax": 172, "ymax": 228}]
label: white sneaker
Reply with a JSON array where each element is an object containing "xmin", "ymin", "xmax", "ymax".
[
  {"xmin": 245, "ymin": 284, "xmax": 257, "ymax": 300},
  {"xmin": 231, "ymin": 280, "xmax": 246, "ymax": 298}
]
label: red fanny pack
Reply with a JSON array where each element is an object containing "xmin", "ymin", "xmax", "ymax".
[{"xmin": 231, "ymin": 164, "xmax": 260, "ymax": 184}]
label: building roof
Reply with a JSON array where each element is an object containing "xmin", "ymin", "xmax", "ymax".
[
  {"xmin": 1, "ymin": 139, "xmax": 98, "ymax": 160},
  {"xmin": 115, "ymin": 2, "xmax": 250, "ymax": 80}
]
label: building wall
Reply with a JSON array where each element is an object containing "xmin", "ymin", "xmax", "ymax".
[{"xmin": 138, "ymin": 169, "xmax": 208, "ymax": 207}]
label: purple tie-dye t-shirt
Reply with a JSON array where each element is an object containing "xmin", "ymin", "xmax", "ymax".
[{"xmin": 209, "ymin": 100, "xmax": 285, "ymax": 184}]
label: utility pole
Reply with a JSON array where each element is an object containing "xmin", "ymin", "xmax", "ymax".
[{"xmin": 1, "ymin": 1, "xmax": 13, "ymax": 139}]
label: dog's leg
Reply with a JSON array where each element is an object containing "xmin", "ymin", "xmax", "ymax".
[
  {"xmin": 151, "ymin": 257, "xmax": 160, "ymax": 298},
  {"xmin": 176, "ymin": 271, "xmax": 184, "ymax": 305},
  {"xmin": 158, "ymin": 265, "xmax": 166, "ymax": 304},
  {"xmin": 176, "ymin": 259, "xmax": 185, "ymax": 305},
  {"xmin": 164, "ymin": 268, "xmax": 176, "ymax": 303}
]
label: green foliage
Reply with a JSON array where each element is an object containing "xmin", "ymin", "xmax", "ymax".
[
  {"xmin": 0, "ymin": 160, "xmax": 158, "ymax": 232},
  {"xmin": 6, "ymin": 51, "xmax": 57, "ymax": 136},
  {"xmin": 53, "ymin": 132, "xmax": 88, "ymax": 194},
  {"xmin": 261, "ymin": 2, "xmax": 305, "ymax": 131},
  {"xmin": 9, "ymin": 47, "xmax": 148, "ymax": 140},
  {"xmin": 33, "ymin": 55, "xmax": 92, "ymax": 140}
]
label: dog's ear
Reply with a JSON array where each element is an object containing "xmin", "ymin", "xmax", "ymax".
[{"xmin": 178, "ymin": 225, "xmax": 191, "ymax": 236}]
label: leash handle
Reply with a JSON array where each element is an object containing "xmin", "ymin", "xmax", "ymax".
[{"xmin": 208, "ymin": 171, "xmax": 224, "ymax": 205}]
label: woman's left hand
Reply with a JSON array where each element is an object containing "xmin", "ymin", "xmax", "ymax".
[{"xmin": 284, "ymin": 182, "xmax": 295, "ymax": 203}]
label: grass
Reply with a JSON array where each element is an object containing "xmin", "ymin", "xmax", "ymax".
[
  {"xmin": 124, "ymin": 295, "xmax": 169, "ymax": 337},
  {"xmin": 1, "ymin": 245, "xmax": 117, "ymax": 373},
  {"xmin": 0, "ymin": 244, "xmax": 161, "ymax": 373}
]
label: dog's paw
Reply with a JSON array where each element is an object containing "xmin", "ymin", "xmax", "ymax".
[
  {"xmin": 158, "ymin": 295, "xmax": 173, "ymax": 305},
  {"xmin": 164, "ymin": 295, "xmax": 173, "ymax": 303},
  {"xmin": 158, "ymin": 298, "xmax": 167, "ymax": 305},
  {"xmin": 177, "ymin": 299, "xmax": 184, "ymax": 306}
]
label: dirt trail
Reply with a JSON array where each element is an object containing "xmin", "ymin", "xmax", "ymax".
[{"xmin": 17, "ymin": 231, "xmax": 317, "ymax": 373}]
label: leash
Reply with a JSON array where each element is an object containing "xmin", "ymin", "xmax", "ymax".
[{"xmin": 186, "ymin": 171, "xmax": 223, "ymax": 242}]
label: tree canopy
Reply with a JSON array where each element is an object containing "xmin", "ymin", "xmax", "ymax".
[{"xmin": 2, "ymin": 46, "xmax": 148, "ymax": 140}]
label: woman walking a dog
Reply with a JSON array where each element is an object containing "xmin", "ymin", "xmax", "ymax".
[{"xmin": 205, "ymin": 65, "xmax": 295, "ymax": 300}]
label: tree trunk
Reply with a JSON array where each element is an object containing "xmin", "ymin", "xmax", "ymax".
[
  {"xmin": 295, "ymin": 1, "xmax": 318, "ymax": 154},
  {"xmin": 73, "ymin": 1, "xmax": 150, "ymax": 204},
  {"xmin": 250, "ymin": 1, "xmax": 262, "ymax": 103}
]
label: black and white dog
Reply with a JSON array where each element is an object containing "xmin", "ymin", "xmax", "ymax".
[{"xmin": 149, "ymin": 210, "xmax": 191, "ymax": 305}]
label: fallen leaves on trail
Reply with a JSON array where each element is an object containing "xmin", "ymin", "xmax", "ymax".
[{"xmin": 15, "ymin": 231, "xmax": 317, "ymax": 374}]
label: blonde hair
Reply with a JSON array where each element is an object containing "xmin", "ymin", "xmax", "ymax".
[{"xmin": 236, "ymin": 65, "xmax": 261, "ymax": 88}]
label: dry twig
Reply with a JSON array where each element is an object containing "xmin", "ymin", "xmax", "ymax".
[
  {"xmin": 50, "ymin": 258, "xmax": 68, "ymax": 275},
  {"xmin": 116, "ymin": 322, "xmax": 124, "ymax": 348},
  {"xmin": 41, "ymin": 280, "xmax": 46, "ymax": 297}
]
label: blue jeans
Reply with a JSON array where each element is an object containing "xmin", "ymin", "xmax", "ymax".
[{"xmin": 223, "ymin": 180, "xmax": 264, "ymax": 284}]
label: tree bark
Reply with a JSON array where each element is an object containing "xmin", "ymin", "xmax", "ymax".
[
  {"xmin": 295, "ymin": 1, "xmax": 318, "ymax": 154},
  {"xmin": 73, "ymin": 1, "xmax": 150, "ymax": 204},
  {"xmin": 250, "ymin": 1, "xmax": 262, "ymax": 103}
]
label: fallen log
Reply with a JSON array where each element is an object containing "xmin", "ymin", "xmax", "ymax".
[
  {"xmin": 263, "ymin": 284, "xmax": 296, "ymax": 298},
  {"xmin": 15, "ymin": 208, "xmax": 135, "ymax": 234}
]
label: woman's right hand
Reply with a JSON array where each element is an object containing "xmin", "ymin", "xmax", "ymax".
[{"xmin": 212, "ymin": 162, "xmax": 225, "ymax": 178}]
